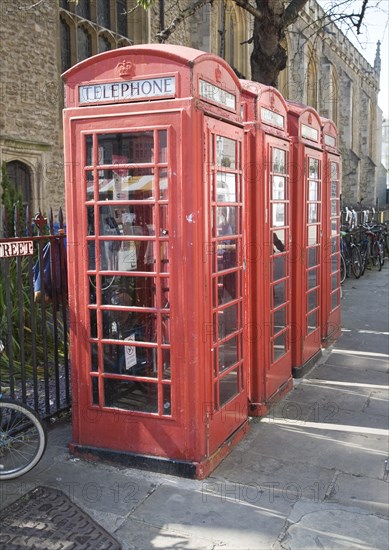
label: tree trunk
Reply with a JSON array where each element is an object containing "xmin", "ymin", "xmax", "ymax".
[{"xmin": 250, "ymin": 0, "xmax": 287, "ymax": 86}]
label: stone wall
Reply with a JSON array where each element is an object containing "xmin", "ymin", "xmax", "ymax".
[{"xmin": 0, "ymin": 0, "xmax": 64, "ymax": 215}]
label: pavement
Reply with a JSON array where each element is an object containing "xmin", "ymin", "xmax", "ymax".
[{"xmin": 1, "ymin": 264, "xmax": 388, "ymax": 550}]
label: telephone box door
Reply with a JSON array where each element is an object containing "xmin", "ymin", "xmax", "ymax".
[
  {"xmin": 204, "ymin": 117, "xmax": 248, "ymax": 453},
  {"xmin": 303, "ymin": 151, "xmax": 322, "ymax": 363},
  {"xmin": 265, "ymin": 138, "xmax": 292, "ymax": 397},
  {"xmin": 68, "ymin": 112, "xmax": 182, "ymax": 450}
]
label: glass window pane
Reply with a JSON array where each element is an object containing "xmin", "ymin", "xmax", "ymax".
[
  {"xmin": 217, "ymin": 239, "xmax": 237, "ymax": 271},
  {"xmin": 273, "ymin": 333, "xmax": 286, "ymax": 361},
  {"xmin": 216, "ymin": 136, "xmax": 236, "ymax": 169},
  {"xmin": 308, "ymin": 247, "xmax": 318, "ymax": 267},
  {"xmin": 272, "ymin": 176, "xmax": 285, "ymax": 200},
  {"xmin": 159, "ymin": 169, "xmax": 168, "ymax": 200},
  {"xmin": 309, "ymin": 158, "xmax": 319, "ymax": 178},
  {"xmin": 87, "ymin": 207, "xmax": 95, "ymax": 235},
  {"xmin": 216, "ymin": 272, "xmax": 237, "ymax": 305},
  {"xmin": 92, "ymin": 377, "xmax": 99, "ymax": 405},
  {"xmin": 273, "ymin": 255, "xmax": 286, "ymax": 281},
  {"xmin": 98, "ymin": 132, "xmax": 154, "ymax": 164},
  {"xmin": 104, "ymin": 379, "xmax": 158, "ymax": 413},
  {"xmin": 77, "ymin": 26, "xmax": 92, "ymax": 62},
  {"xmin": 117, "ymin": 0, "xmax": 127, "ymax": 35},
  {"xmin": 331, "ymin": 272, "xmax": 338, "ymax": 291},
  {"xmin": 162, "ymin": 349, "xmax": 171, "ymax": 380},
  {"xmin": 308, "ymin": 204, "xmax": 318, "ymax": 223},
  {"xmin": 217, "ymin": 172, "xmax": 237, "ymax": 202},
  {"xmin": 331, "ymin": 162, "xmax": 338, "ymax": 181},
  {"xmin": 219, "ymin": 367, "xmax": 239, "ymax": 406},
  {"xmin": 273, "ymin": 307, "xmax": 286, "ymax": 336},
  {"xmin": 218, "ymin": 336, "xmax": 238, "ymax": 373},
  {"xmin": 273, "ymin": 148, "xmax": 286, "ymax": 173},
  {"xmin": 331, "ymin": 253, "xmax": 339, "ymax": 273},
  {"xmin": 90, "ymin": 309, "xmax": 97, "ymax": 338},
  {"xmin": 91, "ymin": 343, "xmax": 98, "ymax": 372},
  {"xmin": 331, "ymin": 237, "xmax": 338, "ymax": 254},
  {"xmin": 307, "ymin": 267, "xmax": 318, "ymax": 289},
  {"xmin": 99, "ymin": 204, "xmax": 154, "ymax": 236},
  {"xmin": 307, "ymin": 311, "xmax": 317, "ymax": 333},
  {"xmin": 273, "ymin": 229, "xmax": 286, "ymax": 253},
  {"xmin": 331, "ymin": 200, "xmax": 338, "ymax": 217},
  {"xmin": 158, "ymin": 130, "xmax": 167, "ymax": 163},
  {"xmin": 102, "ymin": 278, "xmax": 156, "ymax": 308},
  {"xmin": 331, "ymin": 181, "xmax": 338, "ymax": 198},
  {"xmin": 308, "ymin": 225, "xmax": 318, "ymax": 245},
  {"xmin": 100, "ymin": 240, "xmax": 155, "ymax": 272},
  {"xmin": 163, "ymin": 385, "xmax": 171, "ymax": 416},
  {"xmin": 273, "ymin": 281, "xmax": 286, "ymax": 306},
  {"xmin": 309, "ymin": 180, "xmax": 318, "ymax": 201},
  {"xmin": 86, "ymin": 171, "xmax": 94, "ymax": 201},
  {"xmin": 102, "ymin": 343, "xmax": 157, "ymax": 377},
  {"xmin": 331, "ymin": 219, "xmax": 338, "ymax": 236},
  {"xmin": 98, "ymin": 168, "xmax": 155, "ymax": 201},
  {"xmin": 308, "ymin": 289, "xmax": 317, "ymax": 311},
  {"xmin": 218, "ymin": 304, "xmax": 238, "ymax": 339},
  {"xmin": 272, "ymin": 203, "xmax": 285, "ymax": 227},
  {"xmin": 102, "ymin": 311, "xmax": 157, "ymax": 342},
  {"xmin": 217, "ymin": 207, "xmax": 238, "ymax": 235},
  {"xmin": 85, "ymin": 135, "xmax": 92, "ymax": 166},
  {"xmin": 99, "ymin": 35, "xmax": 111, "ymax": 53}
]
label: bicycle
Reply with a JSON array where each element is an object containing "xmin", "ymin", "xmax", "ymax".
[
  {"xmin": 340, "ymin": 227, "xmax": 362, "ymax": 282},
  {"xmin": 0, "ymin": 394, "xmax": 47, "ymax": 480}
]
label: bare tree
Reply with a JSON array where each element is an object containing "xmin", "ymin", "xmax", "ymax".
[{"xmin": 134, "ymin": 0, "xmax": 376, "ymax": 85}]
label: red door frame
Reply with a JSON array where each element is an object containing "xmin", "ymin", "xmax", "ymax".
[
  {"xmin": 321, "ymin": 119, "xmax": 341, "ymax": 345},
  {"xmin": 241, "ymin": 82, "xmax": 293, "ymax": 416},
  {"xmin": 287, "ymin": 103, "xmax": 324, "ymax": 377},
  {"xmin": 63, "ymin": 44, "xmax": 250, "ymax": 479}
]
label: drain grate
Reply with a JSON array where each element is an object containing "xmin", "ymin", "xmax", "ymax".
[{"xmin": 0, "ymin": 486, "xmax": 122, "ymax": 549}]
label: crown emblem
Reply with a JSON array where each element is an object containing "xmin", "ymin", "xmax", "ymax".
[
  {"xmin": 270, "ymin": 91, "xmax": 275, "ymax": 108},
  {"xmin": 215, "ymin": 65, "xmax": 222, "ymax": 83},
  {"xmin": 117, "ymin": 60, "xmax": 134, "ymax": 78},
  {"xmin": 308, "ymin": 113, "xmax": 313, "ymax": 125}
]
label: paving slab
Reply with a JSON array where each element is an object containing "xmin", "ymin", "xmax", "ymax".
[
  {"xmin": 280, "ymin": 382, "xmax": 371, "ymax": 413},
  {"xmin": 211, "ymin": 448, "xmax": 336, "ymax": 503},
  {"xmin": 115, "ymin": 517, "xmax": 233, "ymax": 550},
  {"xmin": 235, "ymin": 421, "xmax": 388, "ymax": 479},
  {"xmin": 130, "ymin": 482, "xmax": 290, "ymax": 550},
  {"xmin": 333, "ymin": 472, "xmax": 389, "ymax": 515},
  {"xmin": 323, "ymin": 351, "xmax": 389, "ymax": 373},
  {"xmin": 276, "ymin": 501, "xmax": 389, "ymax": 550},
  {"xmin": 307, "ymin": 363, "xmax": 389, "ymax": 387}
]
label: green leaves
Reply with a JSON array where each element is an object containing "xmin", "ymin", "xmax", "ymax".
[{"xmin": 136, "ymin": 0, "xmax": 156, "ymax": 8}]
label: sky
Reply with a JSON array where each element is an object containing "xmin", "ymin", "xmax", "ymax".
[{"xmin": 319, "ymin": 0, "xmax": 389, "ymax": 117}]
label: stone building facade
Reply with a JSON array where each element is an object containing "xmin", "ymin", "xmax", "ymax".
[{"xmin": 0, "ymin": 0, "xmax": 386, "ymax": 218}]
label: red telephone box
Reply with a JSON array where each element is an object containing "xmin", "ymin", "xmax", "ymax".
[
  {"xmin": 287, "ymin": 102, "xmax": 324, "ymax": 377},
  {"xmin": 321, "ymin": 118, "xmax": 341, "ymax": 345},
  {"xmin": 62, "ymin": 45, "xmax": 249, "ymax": 478},
  {"xmin": 241, "ymin": 81, "xmax": 293, "ymax": 415}
]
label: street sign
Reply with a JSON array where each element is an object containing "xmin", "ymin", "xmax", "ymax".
[{"xmin": 0, "ymin": 240, "xmax": 34, "ymax": 258}]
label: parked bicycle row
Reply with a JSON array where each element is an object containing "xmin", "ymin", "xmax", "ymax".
[{"xmin": 340, "ymin": 220, "xmax": 388, "ymax": 283}]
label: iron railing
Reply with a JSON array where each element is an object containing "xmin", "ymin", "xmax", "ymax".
[{"xmin": 0, "ymin": 207, "xmax": 70, "ymax": 420}]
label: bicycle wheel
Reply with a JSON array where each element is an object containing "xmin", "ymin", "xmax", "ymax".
[
  {"xmin": 372, "ymin": 242, "xmax": 382, "ymax": 272},
  {"xmin": 340, "ymin": 253, "xmax": 347, "ymax": 284},
  {"xmin": 378, "ymin": 241, "xmax": 385, "ymax": 267},
  {"xmin": 350, "ymin": 246, "xmax": 362, "ymax": 278},
  {"xmin": 0, "ymin": 399, "xmax": 47, "ymax": 480}
]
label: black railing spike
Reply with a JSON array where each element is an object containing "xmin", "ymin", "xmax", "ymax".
[
  {"xmin": 59, "ymin": 207, "xmax": 64, "ymax": 229},
  {"xmin": 49, "ymin": 208, "xmax": 54, "ymax": 235}
]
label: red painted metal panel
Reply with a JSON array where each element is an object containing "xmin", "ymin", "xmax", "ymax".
[
  {"xmin": 321, "ymin": 119, "xmax": 341, "ymax": 345},
  {"xmin": 287, "ymin": 103, "xmax": 324, "ymax": 375},
  {"xmin": 63, "ymin": 46, "xmax": 248, "ymax": 477}
]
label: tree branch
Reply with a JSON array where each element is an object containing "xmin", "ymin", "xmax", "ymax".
[
  {"xmin": 282, "ymin": 0, "xmax": 310, "ymax": 28},
  {"xmin": 356, "ymin": 0, "xmax": 368, "ymax": 34},
  {"xmin": 156, "ymin": 0, "xmax": 213, "ymax": 42},
  {"xmin": 231, "ymin": 0, "xmax": 263, "ymax": 20}
]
